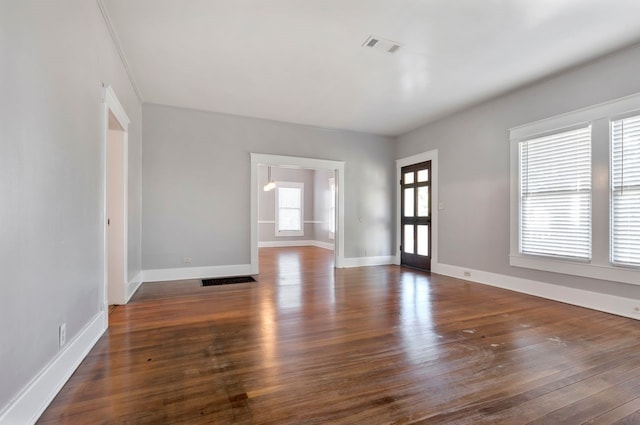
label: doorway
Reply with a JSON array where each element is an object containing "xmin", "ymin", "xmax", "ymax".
[
  {"xmin": 103, "ymin": 86, "xmax": 130, "ymax": 317},
  {"xmin": 250, "ymin": 154, "xmax": 345, "ymax": 273},
  {"xmin": 400, "ymin": 161, "xmax": 432, "ymax": 270},
  {"xmin": 107, "ymin": 112, "xmax": 126, "ymax": 304}
]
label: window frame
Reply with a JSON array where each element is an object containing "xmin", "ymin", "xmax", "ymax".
[
  {"xmin": 275, "ymin": 181, "xmax": 304, "ymax": 237},
  {"xmin": 328, "ymin": 177, "xmax": 336, "ymax": 240},
  {"xmin": 518, "ymin": 124, "xmax": 593, "ymax": 261},
  {"xmin": 509, "ymin": 92, "xmax": 640, "ymax": 285},
  {"xmin": 610, "ymin": 111, "xmax": 640, "ymax": 269}
]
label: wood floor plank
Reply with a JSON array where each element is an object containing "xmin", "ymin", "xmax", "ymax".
[
  {"xmin": 586, "ymin": 397, "xmax": 640, "ymax": 424},
  {"xmin": 37, "ymin": 246, "xmax": 640, "ymax": 424}
]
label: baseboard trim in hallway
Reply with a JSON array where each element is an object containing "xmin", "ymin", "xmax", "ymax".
[
  {"xmin": 0, "ymin": 312, "xmax": 105, "ymax": 425},
  {"xmin": 142, "ymin": 252, "xmax": 399, "ymax": 284},
  {"xmin": 142, "ymin": 264, "xmax": 253, "ymax": 283},
  {"xmin": 126, "ymin": 271, "xmax": 143, "ymax": 302},
  {"xmin": 343, "ymin": 255, "xmax": 396, "ymax": 268},
  {"xmin": 258, "ymin": 240, "xmax": 334, "ymax": 250}
]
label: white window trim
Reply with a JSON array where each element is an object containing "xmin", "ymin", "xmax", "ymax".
[
  {"xmin": 328, "ymin": 177, "xmax": 335, "ymax": 240},
  {"xmin": 510, "ymin": 92, "xmax": 640, "ymax": 286},
  {"xmin": 275, "ymin": 181, "xmax": 304, "ymax": 237},
  {"xmin": 610, "ymin": 113, "xmax": 640, "ymax": 268}
]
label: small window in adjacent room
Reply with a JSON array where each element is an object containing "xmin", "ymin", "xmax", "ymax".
[
  {"xmin": 611, "ymin": 114, "xmax": 640, "ymax": 267},
  {"xmin": 275, "ymin": 182, "xmax": 304, "ymax": 237}
]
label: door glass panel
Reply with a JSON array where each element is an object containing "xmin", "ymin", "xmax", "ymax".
[
  {"xmin": 417, "ymin": 225, "xmax": 429, "ymax": 256},
  {"xmin": 417, "ymin": 169, "xmax": 429, "ymax": 182},
  {"xmin": 404, "ymin": 188, "xmax": 414, "ymax": 217},
  {"xmin": 404, "ymin": 225, "xmax": 414, "ymax": 254},
  {"xmin": 417, "ymin": 186, "xmax": 429, "ymax": 217},
  {"xmin": 404, "ymin": 172, "xmax": 414, "ymax": 184}
]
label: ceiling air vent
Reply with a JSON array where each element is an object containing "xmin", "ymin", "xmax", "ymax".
[
  {"xmin": 366, "ymin": 38, "xmax": 379, "ymax": 47},
  {"xmin": 362, "ymin": 35, "xmax": 401, "ymax": 54}
]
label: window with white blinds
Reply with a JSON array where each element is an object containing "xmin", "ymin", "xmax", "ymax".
[
  {"xmin": 611, "ymin": 114, "xmax": 640, "ymax": 266},
  {"xmin": 519, "ymin": 126, "xmax": 592, "ymax": 259},
  {"xmin": 275, "ymin": 182, "xmax": 304, "ymax": 237}
]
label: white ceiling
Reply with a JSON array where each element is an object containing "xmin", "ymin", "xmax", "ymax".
[{"xmin": 103, "ymin": 0, "xmax": 640, "ymax": 136}]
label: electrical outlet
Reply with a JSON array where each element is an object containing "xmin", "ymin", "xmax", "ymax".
[
  {"xmin": 59, "ymin": 323, "xmax": 66, "ymax": 347},
  {"xmin": 463, "ymin": 271, "xmax": 471, "ymax": 277},
  {"xmin": 182, "ymin": 257, "xmax": 192, "ymax": 264}
]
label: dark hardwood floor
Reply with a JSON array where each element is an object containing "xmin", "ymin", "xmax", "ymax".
[{"xmin": 38, "ymin": 247, "xmax": 640, "ymax": 424}]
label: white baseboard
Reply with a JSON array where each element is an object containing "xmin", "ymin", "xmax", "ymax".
[
  {"xmin": 258, "ymin": 240, "xmax": 334, "ymax": 250},
  {"xmin": 0, "ymin": 312, "xmax": 106, "ymax": 425},
  {"xmin": 433, "ymin": 262, "xmax": 640, "ymax": 320},
  {"xmin": 142, "ymin": 264, "xmax": 253, "ymax": 283},
  {"xmin": 126, "ymin": 271, "xmax": 143, "ymax": 302},
  {"xmin": 344, "ymin": 256, "xmax": 395, "ymax": 268},
  {"xmin": 258, "ymin": 220, "xmax": 324, "ymax": 224},
  {"xmin": 311, "ymin": 240, "xmax": 334, "ymax": 250}
]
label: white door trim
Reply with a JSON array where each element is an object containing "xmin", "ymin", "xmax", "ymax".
[
  {"xmin": 102, "ymin": 85, "xmax": 130, "ymax": 329},
  {"xmin": 396, "ymin": 150, "xmax": 438, "ymax": 266},
  {"xmin": 250, "ymin": 153, "xmax": 345, "ymax": 272}
]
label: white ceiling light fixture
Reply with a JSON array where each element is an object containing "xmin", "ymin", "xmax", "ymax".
[
  {"xmin": 362, "ymin": 35, "xmax": 401, "ymax": 54},
  {"xmin": 264, "ymin": 166, "xmax": 276, "ymax": 192}
]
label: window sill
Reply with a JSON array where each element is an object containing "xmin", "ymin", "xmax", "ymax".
[{"xmin": 509, "ymin": 253, "xmax": 640, "ymax": 286}]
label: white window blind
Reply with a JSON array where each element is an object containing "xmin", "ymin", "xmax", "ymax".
[
  {"xmin": 611, "ymin": 114, "xmax": 640, "ymax": 266},
  {"xmin": 519, "ymin": 126, "xmax": 592, "ymax": 259}
]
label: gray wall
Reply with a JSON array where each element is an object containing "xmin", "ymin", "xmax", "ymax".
[
  {"xmin": 0, "ymin": 0, "xmax": 142, "ymax": 414},
  {"xmin": 258, "ymin": 166, "xmax": 315, "ymax": 242},
  {"xmin": 396, "ymin": 43, "xmax": 640, "ymax": 299},
  {"xmin": 142, "ymin": 103, "xmax": 395, "ymax": 270}
]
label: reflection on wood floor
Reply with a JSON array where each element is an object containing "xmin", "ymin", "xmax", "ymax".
[{"xmin": 38, "ymin": 246, "xmax": 640, "ymax": 424}]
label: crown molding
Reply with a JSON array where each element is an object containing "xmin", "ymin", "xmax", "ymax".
[{"xmin": 96, "ymin": 0, "xmax": 144, "ymax": 103}]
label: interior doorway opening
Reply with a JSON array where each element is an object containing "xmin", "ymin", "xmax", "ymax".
[
  {"xmin": 102, "ymin": 86, "xmax": 130, "ymax": 324},
  {"xmin": 257, "ymin": 165, "xmax": 335, "ymax": 247},
  {"xmin": 107, "ymin": 111, "xmax": 126, "ymax": 304},
  {"xmin": 257, "ymin": 164, "xmax": 336, "ymax": 273},
  {"xmin": 250, "ymin": 154, "xmax": 345, "ymax": 274}
]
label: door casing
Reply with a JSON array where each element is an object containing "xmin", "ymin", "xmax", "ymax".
[
  {"xmin": 102, "ymin": 85, "xmax": 130, "ymax": 328},
  {"xmin": 250, "ymin": 153, "xmax": 346, "ymax": 273}
]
